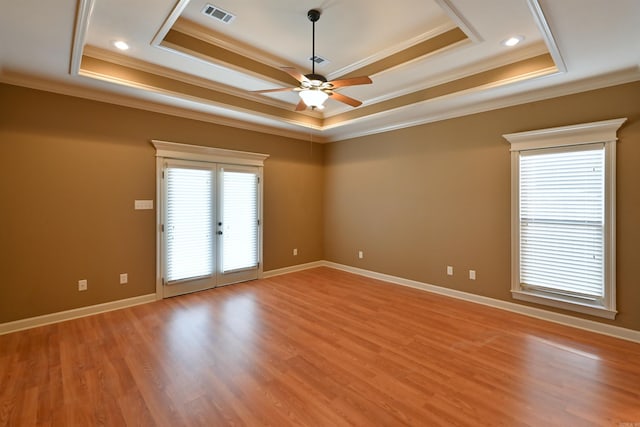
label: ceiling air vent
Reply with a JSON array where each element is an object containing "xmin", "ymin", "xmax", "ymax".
[
  {"xmin": 202, "ymin": 4, "xmax": 236, "ymax": 24},
  {"xmin": 309, "ymin": 55, "xmax": 330, "ymax": 67}
]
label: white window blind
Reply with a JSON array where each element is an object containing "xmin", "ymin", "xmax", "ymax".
[
  {"xmin": 519, "ymin": 144, "xmax": 604, "ymax": 300},
  {"xmin": 221, "ymin": 170, "xmax": 258, "ymax": 273},
  {"xmin": 166, "ymin": 167, "xmax": 214, "ymax": 282}
]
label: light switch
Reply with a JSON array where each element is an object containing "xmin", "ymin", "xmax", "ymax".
[{"xmin": 134, "ymin": 200, "xmax": 154, "ymax": 210}]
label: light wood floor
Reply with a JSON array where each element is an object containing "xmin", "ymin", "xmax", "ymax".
[{"xmin": 1, "ymin": 267, "xmax": 639, "ymax": 426}]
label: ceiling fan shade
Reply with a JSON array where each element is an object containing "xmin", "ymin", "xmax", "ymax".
[
  {"xmin": 299, "ymin": 88, "xmax": 329, "ymax": 109},
  {"xmin": 250, "ymin": 9, "xmax": 372, "ymax": 111}
]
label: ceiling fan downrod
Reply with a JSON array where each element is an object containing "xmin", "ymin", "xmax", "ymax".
[{"xmin": 307, "ymin": 9, "xmax": 322, "ymax": 80}]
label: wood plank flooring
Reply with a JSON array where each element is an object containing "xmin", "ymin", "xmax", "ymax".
[{"xmin": 1, "ymin": 267, "xmax": 639, "ymax": 426}]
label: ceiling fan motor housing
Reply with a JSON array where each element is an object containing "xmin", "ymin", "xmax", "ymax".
[{"xmin": 305, "ymin": 73, "xmax": 327, "ymax": 83}]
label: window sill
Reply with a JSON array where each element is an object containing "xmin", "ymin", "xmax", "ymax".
[{"xmin": 511, "ymin": 290, "xmax": 617, "ymax": 320}]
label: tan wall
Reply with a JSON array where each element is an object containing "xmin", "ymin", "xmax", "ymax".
[
  {"xmin": 0, "ymin": 84, "xmax": 324, "ymax": 323},
  {"xmin": 2, "ymin": 80, "xmax": 639, "ymax": 332},
  {"xmin": 324, "ymin": 81, "xmax": 640, "ymax": 332}
]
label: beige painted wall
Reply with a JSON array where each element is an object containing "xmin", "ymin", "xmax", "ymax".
[
  {"xmin": 324, "ymin": 81, "xmax": 640, "ymax": 332},
  {"xmin": 0, "ymin": 84, "xmax": 324, "ymax": 323},
  {"xmin": 2, "ymin": 81, "xmax": 639, "ymax": 332}
]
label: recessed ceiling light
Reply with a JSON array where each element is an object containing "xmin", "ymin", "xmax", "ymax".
[
  {"xmin": 113, "ymin": 40, "xmax": 129, "ymax": 51},
  {"xmin": 502, "ymin": 36, "xmax": 524, "ymax": 47}
]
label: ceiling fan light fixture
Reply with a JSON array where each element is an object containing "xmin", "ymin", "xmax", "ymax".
[{"xmin": 299, "ymin": 89, "xmax": 329, "ymax": 108}]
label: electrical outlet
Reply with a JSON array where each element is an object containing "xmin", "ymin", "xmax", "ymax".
[
  {"xmin": 293, "ymin": 248, "xmax": 298, "ymax": 256},
  {"xmin": 447, "ymin": 266, "xmax": 454, "ymax": 276},
  {"xmin": 469, "ymin": 270, "xmax": 476, "ymax": 280},
  {"xmin": 120, "ymin": 273, "xmax": 128, "ymax": 284},
  {"xmin": 78, "ymin": 279, "xmax": 88, "ymax": 291},
  {"xmin": 358, "ymin": 250, "xmax": 364, "ymax": 259}
]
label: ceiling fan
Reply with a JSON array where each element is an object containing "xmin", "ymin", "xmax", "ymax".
[{"xmin": 252, "ymin": 9, "xmax": 372, "ymax": 111}]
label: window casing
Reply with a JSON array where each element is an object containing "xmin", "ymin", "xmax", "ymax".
[{"xmin": 504, "ymin": 118, "xmax": 626, "ymax": 319}]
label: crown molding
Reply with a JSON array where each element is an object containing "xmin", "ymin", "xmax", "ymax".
[
  {"xmin": 327, "ymin": 42, "xmax": 550, "ymax": 116},
  {"xmin": 82, "ymin": 45, "xmax": 303, "ymax": 113},
  {"xmin": 434, "ymin": 0, "xmax": 482, "ymax": 43},
  {"xmin": 79, "ymin": 65, "xmax": 323, "ymax": 130},
  {"xmin": 70, "ymin": 0, "xmax": 95, "ymax": 75},
  {"xmin": 0, "ymin": 72, "xmax": 327, "ymax": 142},
  {"xmin": 322, "ymin": 64, "xmax": 558, "ymax": 133},
  {"xmin": 170, "ymin": 18, "xmax": 292, "ymax": 73},
  {"xmin": 327, "ymin": 0, "xmax": 488, "ymax": 80},
  {"xmin": 328, "ymin": 67, "xmax": 640, "ymax": 142},
  {"xmin": 526, "ymin": 0, "xmax": 567, "ymax": 72},
  {"xmin": 3, "ymin": 62, "xmax": 638, "ymax": 144},
  {"xmin": 327, "ymin": 22, "xmax": 461, "ymax": 80},
  {"xmin": 151, "ymin": 0, "xmax": 190, "ymax": 46},
  {"xmin": 172, "ymin": 14, "xmax": 462, "ymax": 84}
]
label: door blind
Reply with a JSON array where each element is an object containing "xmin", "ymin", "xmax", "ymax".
[
  {"xmin": 166, "ymin": 167, "xmax": 214, "ymax": 282},
  {"xmin": 221, "ymin": 170, "xmax": 258, "ymax": 273},
  {"xmin": 519, "ymin": 144, "xmax": 605, "ymax": 300}
]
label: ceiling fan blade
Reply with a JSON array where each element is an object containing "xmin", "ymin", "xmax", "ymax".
[
  {"xmin": 281, "ymin": 67, "xmax": 310, "ymax": 84},
  {"xmin": 251, "ymin": 87, "xmax": 296, "ymax": 94},
  {"xmin": 330, "ymin": 92, "xmax": 363, "ymax": 108},
  {"xmin": 328, "ymin": 76, "xmax": 372, "ymax": 88},
  {"xmin": 295, "ymin": 99, "xmax": 307, "ymax": 111}
]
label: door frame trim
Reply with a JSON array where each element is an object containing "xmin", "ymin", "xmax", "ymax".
[{"xmin": 152, "ymin": 140, "xmax": 269, "ymax": 300}]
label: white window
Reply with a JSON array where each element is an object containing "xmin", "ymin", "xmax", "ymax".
[{"xmin": 504, "ymin": 118, "xmax": 626, "ymax": 319}]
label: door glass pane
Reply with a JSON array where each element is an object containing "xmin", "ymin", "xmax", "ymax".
[
  {"xmin": 166, "ymin": 167, "xmax": 214, "ymax": 282},
  {"xmin": 221, "ymin": 170, "xmax": 258, "ymax": 273}
]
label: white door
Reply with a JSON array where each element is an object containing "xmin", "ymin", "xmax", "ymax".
[{"xmin": 161, "ymin": 160, "xmax": 260, "ymax": 297}]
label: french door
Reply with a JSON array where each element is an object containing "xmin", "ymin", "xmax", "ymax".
[{"xmin": 160, "ymin": 159, "xmax": 261, "ymax": 298}]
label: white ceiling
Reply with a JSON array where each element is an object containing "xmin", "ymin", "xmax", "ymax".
[{"xmin": 1, "ymin": 0, "xmax": 639, "ymax": 142}]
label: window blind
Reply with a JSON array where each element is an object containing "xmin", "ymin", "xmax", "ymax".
[
  {"xmin": 519, "ymin": 144, "xmax": 605, "ymax": 300},
  {"xmin": 221, "ymin": 170, "xmax": 258, "ymax": 273},
  {"xmin": 166, "ymin": 167, "xmax": 214, "ymax": 282}
]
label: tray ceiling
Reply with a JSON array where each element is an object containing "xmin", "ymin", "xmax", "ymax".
[{"xmin": 1, "ymin": 0, "xmax": 639, "ymax": 142}]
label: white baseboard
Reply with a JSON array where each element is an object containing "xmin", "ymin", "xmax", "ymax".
[
  {"xmin": 4, "ymin": 261, "xmax": 638, "ymax": 344},
  {"xmin": 324, "ymin": 261, "xmax": 640, "ymax": 344},
  {"xmin": 0, "ymin": 294, "xmax": 157, "ymax": 335},
  {"xmin": 262, "ymin": 261, "xmax": 326, "ymax": 278}
]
